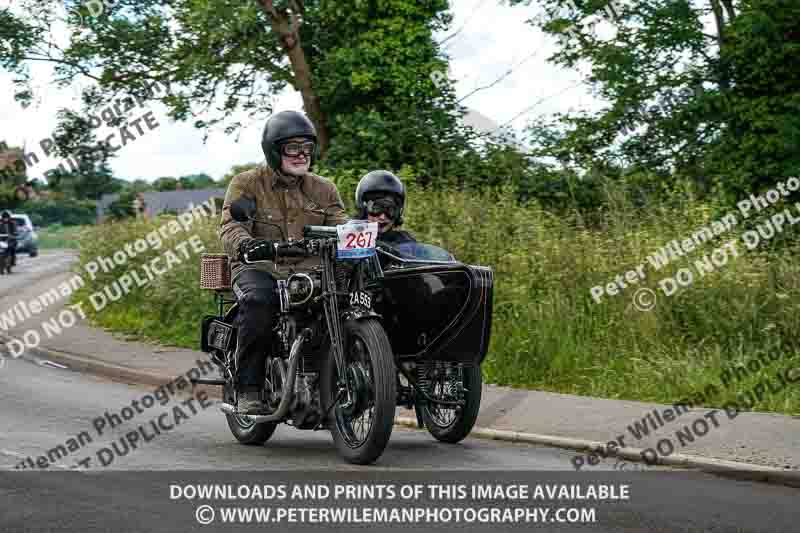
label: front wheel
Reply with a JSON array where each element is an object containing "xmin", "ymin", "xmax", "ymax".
[
  {"xmin": 420, "ymin": 362, "xmax": 482, "ymax": 444},
  {"xmin": 320, "ymin": 319, "xmax": 396, "ymax": 465}
]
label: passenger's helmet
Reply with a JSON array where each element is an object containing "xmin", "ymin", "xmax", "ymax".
[
  {"xmin": 355, "ymin": 170, "xmax": 406, "ymax": 226},
  {"xmin": 0, "ymin": 211, "xmax": 10, "ymax": 219},
  {"xmin": 261, "ymin": 110, "xmax": 318, "ymax": 172}
]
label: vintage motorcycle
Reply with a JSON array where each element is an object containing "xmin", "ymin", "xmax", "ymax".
[{"xmin": 196, "ymin": 199, "xmax": 493, "ymax": 464}]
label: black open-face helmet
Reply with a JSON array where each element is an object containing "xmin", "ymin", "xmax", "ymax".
[
  {"xmin": 261, "ymin": 110, "xmax": 318, "ymax": 172},
  {"xmin": 355, "ymin": 170, "xmax": 406, "ymax": 226},
  {"xmin": 1, "ymin": 211, "xmax": 10, "ymax": 220}
]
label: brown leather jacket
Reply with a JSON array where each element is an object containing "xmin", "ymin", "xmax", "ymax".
[{"xmin": 219, "ymin": 164, "xmax": 349, "ymax": 282}]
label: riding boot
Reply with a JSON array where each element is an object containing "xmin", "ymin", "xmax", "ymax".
[{"xmin": 236, "ymin": 389, "xmax": 269, "ymax": 415}]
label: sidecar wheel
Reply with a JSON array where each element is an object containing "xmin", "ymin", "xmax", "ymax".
[
  {"xmin": 320, "ymin": 319, "xmax": 396, "ymax": 465},
  {"xmin": 420, "ymin": 363, "xmax": 482, "ymax": 444},
  {"xmin": 223, "ymin": 382, "xmax": 277, "ymax": 445}
]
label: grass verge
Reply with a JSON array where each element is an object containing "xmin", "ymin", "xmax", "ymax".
[{"xmin": 68, "ymin": 188, "xmax": 800, "ymax": 415}]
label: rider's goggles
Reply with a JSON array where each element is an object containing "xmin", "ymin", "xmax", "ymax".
[
  {"xmin": 280, "ymin": 141, "xmax": 315, "ymax": 158},
  {"xmin": 364, "ymin": 197, "xmax": 400, "ymax": 220}
]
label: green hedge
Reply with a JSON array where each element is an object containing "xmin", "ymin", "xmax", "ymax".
[{"xmin": 16, "ymin": 199, "xmax": 96, "ymax": 227}]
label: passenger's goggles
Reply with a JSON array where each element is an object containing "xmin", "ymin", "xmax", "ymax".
[
  {"xmin": 280, "ymin": 141, "xmax": 315, "ymax": 158},
  {"xmin": 364, "ymin": 198, "xmax": 400, "ymax": 220}
]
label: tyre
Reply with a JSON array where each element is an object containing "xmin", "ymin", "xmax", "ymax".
[
  {"xmin": 223, "ymin": 381, "xmax": 278, "ymax": 445},
  {"xmin": 320, "ymin": 319, "xmax": 396, "ymax": 465},
  {"xmin": 420, "ymin": 362, "xmax": 482, "ymax": 444},
  {"xmin": 29, "ymin": 248, "xmax": 37, "ymax": 258}
]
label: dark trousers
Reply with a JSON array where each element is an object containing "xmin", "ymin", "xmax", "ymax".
[{"xmin": 232, "ymin": 269, "xmax": 277, "ymax": 391}]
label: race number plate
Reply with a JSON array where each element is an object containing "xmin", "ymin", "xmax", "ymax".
[
  {"xmin": 336, "ymin": 221, "xmax": 378, "ymax": 259},
  {"xmin": 350, "ymin": 290, "xmax": 372, "ymax": 309}
]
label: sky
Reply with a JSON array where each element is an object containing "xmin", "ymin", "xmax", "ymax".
[{"xmin": 0, "ymin": 0, "xmax": 600, "ymax": 183}]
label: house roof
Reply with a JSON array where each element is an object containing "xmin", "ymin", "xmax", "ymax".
[
  {"xmin": 97, "ymin": 188, "xmax": 226, "ymax": 217},
  {"xmin": 139, "ymin": 188, "xmax": 226, "ymax": 214}
]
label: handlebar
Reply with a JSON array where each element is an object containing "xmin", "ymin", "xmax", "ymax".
[
  {"xmin": 241, "ymin": 224, "xmax": 383, "ymax": 264},
  {"xmin": 303, "ymin": 225, "xmax": 338, "ymax": 239},
  {"xmin": 275, "ymin": 242, "xmax": 308, "ymax": 258},
  {"xmin": 241, "ymin": 240, "xmax": 312, "ymax": 264}
]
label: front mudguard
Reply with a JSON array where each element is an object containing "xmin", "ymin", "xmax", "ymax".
[{"xmin": 340, "ymin": 308, "xmax": 382, "ymax": 323}]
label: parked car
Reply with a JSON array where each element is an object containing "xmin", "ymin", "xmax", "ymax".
[{"xmin": 11, "ymin": 214, "xmax": 38, "ymax": 257}]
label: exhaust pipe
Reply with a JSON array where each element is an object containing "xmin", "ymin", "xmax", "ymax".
[{"xmin": 219, "ymin": 329, "xmax": 309, "ymax": 423}]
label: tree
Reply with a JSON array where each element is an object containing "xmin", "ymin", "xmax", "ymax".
[
  {"xmin": 512, "ymin": 0, "xmax": 800, "ymax": 198},
  {"xmin": 0, "ymin": 1, "xmax": 490, "ymax": 184},
  {"xmin": 221, "ymin": 163, "xmax": 261, "ymax": 187},
  {"xmin": 153, "ymin": 176, "xmax": 178, "ymax": 191},
  {"xmin": 178, "ymin": 173, "xmax": 217, "ymax": 189},
  {"xmin": 123, "ymin": 179, "xmax": 154, "ymax": 193},
  {"xmin": 41, "ymin": 109, "xmax": 121, "ymax": 200}
]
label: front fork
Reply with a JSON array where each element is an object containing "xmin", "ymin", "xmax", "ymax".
[{"xmin": 320, "ymin": 247, "xmax": 354, "ymax": 407}]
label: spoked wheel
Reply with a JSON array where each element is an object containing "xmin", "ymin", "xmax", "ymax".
[
  {"xmin": 420, "ymin": 362, "xmax": 482, "ymax": 444},
  {"xmin": 219, "ymin": 323, "xmax": 277, "ymax": 446},
  {"xmin": 320, "ymin": 319, "xmax": 396, "ymax": 465}
]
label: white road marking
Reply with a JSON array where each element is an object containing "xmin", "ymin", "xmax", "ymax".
[{"xmin": 39, "ymin": 360, "xmax": 68, "ymax": 369}]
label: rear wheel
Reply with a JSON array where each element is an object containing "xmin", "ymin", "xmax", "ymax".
[
  {"xmin": 219, "ymin": 311, "xmax": 277, "ymax": 446},
  {"xmin": 420, "ymin": 362, "xmax": 482, "ymax": 444},
  {"xmin": 223, "ymin": 381, "xmax": 278, "ymax": 445},
  {"xmin": 320, "ymin": 319, "xmax": 396, "ymax": 465}
]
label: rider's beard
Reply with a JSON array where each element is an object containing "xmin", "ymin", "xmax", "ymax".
[{"xmin": 280, "ymin": 158, "xmax": 310, "ymax": 177}]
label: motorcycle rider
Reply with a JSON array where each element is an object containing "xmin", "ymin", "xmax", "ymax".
[
  {"xmin": 0, "ymin": 211, "xmax": 17, "ymax": 270},
  {"xmin": 219, "ymin": 110, "xmax": 348, "ymax": 414},
  {"xmin": 354, "ymin": 170, "xmax": 415, "ymax": 247}
]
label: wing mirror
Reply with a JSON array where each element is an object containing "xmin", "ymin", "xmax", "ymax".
[{"xmin": 230, "ymin": 197, "xmax": 256, "ymax": 222}]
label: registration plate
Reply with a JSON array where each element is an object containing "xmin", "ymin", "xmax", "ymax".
[
  {"xmin": 349, "ymin": 291, "xmax": 372, "ymax": 309},
  {"xmin": 336, "ymin": 221, "xmax": 378, "ymax": 259}
]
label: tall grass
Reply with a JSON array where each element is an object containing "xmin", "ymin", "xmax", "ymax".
[
  {"xmin": 38, "ymin": 224, "xmax": 89, "ymax": 249},
  {"xmin": 68, "ymin": 185, "xmax": 800, "ymax": 414}
]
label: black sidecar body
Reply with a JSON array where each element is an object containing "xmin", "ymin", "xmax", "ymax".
[{"xmin": 374, "ymin": 242, "xmax": 494, "ymax": 367}]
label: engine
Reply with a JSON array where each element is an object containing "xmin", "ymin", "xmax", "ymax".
[{"xmin": 265, "ymin": 354, "xmax": 322, "ymax": 430}]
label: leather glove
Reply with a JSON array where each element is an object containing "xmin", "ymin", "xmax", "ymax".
[{"xmin": 238, "ymin": 238, "xmax": 275, "ymax": 262}]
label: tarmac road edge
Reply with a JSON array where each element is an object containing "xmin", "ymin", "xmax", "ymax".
[{"xmin": 4, "ymin": 333, "xmax": 799, "ymax": 489}]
